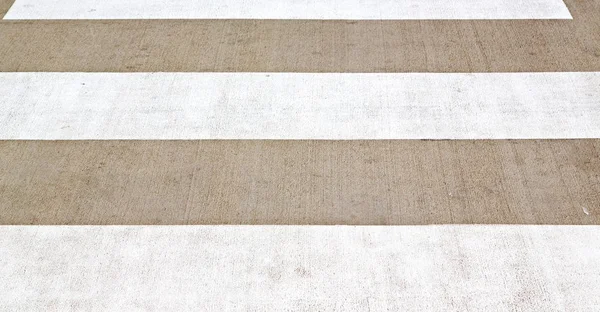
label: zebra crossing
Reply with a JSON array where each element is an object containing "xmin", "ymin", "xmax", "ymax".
[{"xmin": 0, "ymin": 0, "xmax": 599, "ymax": 310}]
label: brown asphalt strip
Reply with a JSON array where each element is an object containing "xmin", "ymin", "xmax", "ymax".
[
  {"xmin": 1, "ymin": 140, "xmax": 598, "ymax": 225},
  {"xmin": 0, "ymin": 0, "xmax": 12, "ymax": 19},
  {"xmin": 0, "ymin": 0, "xmax": 599, "ymax": 72}
]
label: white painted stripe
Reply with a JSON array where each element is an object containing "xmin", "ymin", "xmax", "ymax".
[
  {"xmin": 1, "ymin": 72, "xmax": 599, "ymax": 140},
  {"xmin": 1, "ymin": 225, "xmax": 598, "ymax": 310},
  {"xmin": 3, "ymin": 0, "xmax": 573, "ymax": 20}
]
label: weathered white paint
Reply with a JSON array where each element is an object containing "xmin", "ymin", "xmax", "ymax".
[
  {"xmin": 3, "ymin": 0, "xmax": 573, "ymax": 20},
  {"xmin": 1, "ymin": 72, "xmax": 599, "ymax": 140},
  {"xmin": 0, "ymin": 225, "xmax": 598, "ymax": 311}
]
